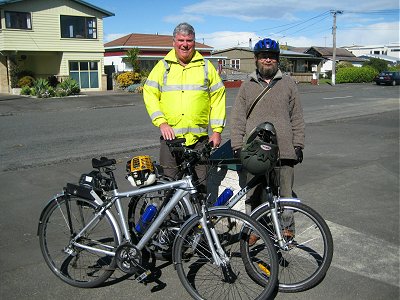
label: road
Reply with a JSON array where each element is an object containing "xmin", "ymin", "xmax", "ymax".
[
  {"xmin": 0, "ymin": 83, "xmax": 398, "ymax": 171},
  {"xmin": 0, "ymin": 83, "xmax": 399, "ymax": 300}
]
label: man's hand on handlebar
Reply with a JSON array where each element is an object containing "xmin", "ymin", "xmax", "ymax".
[
  {"xmin": 159, "ymin": 123, "xmax": 175, "ymax": 140},
  {"xmin": 209, "ymin": 132, "xmax": 221, "ymax": 148}
]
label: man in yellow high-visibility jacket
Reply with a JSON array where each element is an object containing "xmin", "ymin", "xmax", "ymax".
[{"xmin": 143, "ymin": 22, "xmax": 226, "ymax": 187}]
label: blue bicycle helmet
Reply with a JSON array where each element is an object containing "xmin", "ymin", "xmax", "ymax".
[{"xmin": 254, "ymin": 38, "xmax": 280, "ymax": 54}]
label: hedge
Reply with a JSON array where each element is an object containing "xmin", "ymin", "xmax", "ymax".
[{"xmin": 336, "ymin": 66, "xmax": 378, "ymax": 83}]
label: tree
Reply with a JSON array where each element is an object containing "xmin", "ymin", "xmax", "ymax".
[
  {"xmin": 362, "ymin": 58, "xmax": 388, "ymax": 73},
  {"xmin": 125, "ymin": 48, "xmax": 140, "ymax": 72},
  {"xmin": 279, "ymin": 57, "xmax": 291, "ymax": 73}
]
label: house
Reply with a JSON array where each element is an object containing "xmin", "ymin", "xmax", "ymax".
[
  {"xmin": 212, "ymin": 46, "xmax": 323, "ymax": 83},
  {"xmin": 299, "ymin": 46, "xmax": 366, "ymax": 76},
  {"xmin": 0, "ymin": 0, "xmax": 114, "ymax": 94},
  {"xmin": 104, "ymin": 33, "xmax": 223, "ymax": 83},
  {"xmin": 344, "ymin": 43, "xmax": 400, "ymax": 65}
]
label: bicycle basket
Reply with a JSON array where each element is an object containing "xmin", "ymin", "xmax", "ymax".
[{"xmin": 126, "ymin": 155, "xmax": 156, "ymax": 187}]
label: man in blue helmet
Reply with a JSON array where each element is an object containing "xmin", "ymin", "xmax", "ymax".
[{"xmin": 230, "ymin": 38, "xmax": 305, "ymax": 244}]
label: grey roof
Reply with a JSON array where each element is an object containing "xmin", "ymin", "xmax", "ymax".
[
  {"xmin": 360, "ymin": 54, "xmax": 400, "ymax": 64},
  {"xmin": 0, "ymin": 0, "xmax": 114, "ymax": 16},
  {"xmin": 213, "ymin": 47, "xmax": 321, "ymax": 59}
]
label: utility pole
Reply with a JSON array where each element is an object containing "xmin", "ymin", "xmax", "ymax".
[{"xmin": 331, "ymin": 10, "xmax": 343, "ymax": 86}]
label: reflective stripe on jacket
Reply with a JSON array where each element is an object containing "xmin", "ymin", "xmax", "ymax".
[{"xmin": 143, "ymin": 49, "xmax": 226, "ymax": 146}]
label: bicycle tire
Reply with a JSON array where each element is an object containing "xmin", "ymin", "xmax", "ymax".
[
  {"xmin": 128, "ymin": 184, "xmax": 190, "ymax": 261},
  {"xmin": 251, "ymin": 201, "xmax": 333, "ymax": 292},
  {"xmin": 173, "ymin": 208, "xmax": 278, "ymax": 300},
  {"xmin": 38, "ymin": 195, "xmax": 118, "ymax": 288}
]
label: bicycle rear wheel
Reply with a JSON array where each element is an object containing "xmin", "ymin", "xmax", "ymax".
[
  {"xmin": 173, "ymin": 208, "xmax": 278, "ymax": 300},
  {"xmin": 251, "ymin": 201, "xmax": 333, "ymax": 292},
  {"xmin": 38, "ymin": 195, "xmax": 118, "ymax": 288}
]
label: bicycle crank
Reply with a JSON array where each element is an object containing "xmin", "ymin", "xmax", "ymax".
[{"xmin": 115, "ymin": 243, "xmax": 142, "ymax": 274}]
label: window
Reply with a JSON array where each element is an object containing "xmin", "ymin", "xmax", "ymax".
[
  {"xmin": 5, "ymin": 11, "xmax": 32, "ymax": 29},
  {"xmin": 60, "ymin": 15, "xmax": 97, "ymax": 39},
  {"xmin": 230, "ymin": 59, "xmax": 240, "ymax": 69},
  {"xmin": 69, "ymin": 61, "xmax": 99, "ymax": 88}
]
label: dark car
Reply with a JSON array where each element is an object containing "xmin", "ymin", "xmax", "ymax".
[{"xmin": 374, "ymin": 71, "xmax": 400, "ymax": 86}]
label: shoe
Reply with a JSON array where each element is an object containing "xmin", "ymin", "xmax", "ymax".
[
  {"xmin": 283, "ymin": 229, "xmax": 295, "ymax": 240},
  {"xmin": 248, "ymin": 234, "xmax": 260, "ymax": 246}
]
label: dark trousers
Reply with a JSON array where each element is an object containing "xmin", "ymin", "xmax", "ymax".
[
  {"xmin": 159, "ymin": 137, "xmax": 208, "ymax": 190},
  {"xmin": 245, "ymin": 161, "xmax": 295, "ymax": 230}
]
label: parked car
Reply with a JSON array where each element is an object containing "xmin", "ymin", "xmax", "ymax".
[{"xmin": 374, "ymin": 71, "xmax": 400, "ymax": 86}]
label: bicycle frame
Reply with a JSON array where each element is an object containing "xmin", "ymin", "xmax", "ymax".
[
  {"xmin": 221, "ymin": 173, "xmax": 301, "ymax": 249},
  {"xmin": 66, "ymin": 173, "xmax": 231, "ymax": 268}
]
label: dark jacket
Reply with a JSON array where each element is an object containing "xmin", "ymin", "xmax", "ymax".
[{"xmin": 230, "ymin": 69, "xmax": 305, "ymax": 160}]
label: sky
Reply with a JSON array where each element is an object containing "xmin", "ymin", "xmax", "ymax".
[{"xmin": 89, "ymin": 0, "xmax": 399, "ymax": 50}]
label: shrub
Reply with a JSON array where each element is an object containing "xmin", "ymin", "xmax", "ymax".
[
  {"xmin": 18, "ymin": 76, "xmax": 35, "ymax": 88},
  {"xmin": 362, "ymin": 58, "xmax": 388, "ymax": 73},
  {"xmin": 126, "ymin": 83, "xmax": 141, "ymax": 92},
  {"xmin": 336, "ymin": 66, "xmax": 378, "ymax": 84},
  {"xmin": 58, "ymin": 78, "xmax": 80, "ymax": 95},
  {"xmin": 41, "ymin": 86, "xmax": 55, "ymax": 98},
  {"xmin": 337, "ymin": 61, "xmax": 354, "ymax": 69},
  {"xmin": 20, "ymin": 85, "xmax": 32, "ymax": 95},
  {"xmin": 47, "ymin": 75, "xmax": 60, "ymax": 87},
  {"xmin": 116, "ymin": 71, "xmax": 141, "ymax": 88},
  {"xmin": 32, "ymin": 78, "xmax": 50, "ymax": 98},
  {"xmin": 127, "ymin": 83, "xmax": 145, "ymax": 93},
  {"xmin": 55, "ymin": 89, "xmax": 67, "ymax": 97}
]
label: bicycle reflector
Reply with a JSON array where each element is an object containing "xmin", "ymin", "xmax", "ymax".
[{"xmin": 126, "ymin": 155, "xmax": 156, "ymax": 187}]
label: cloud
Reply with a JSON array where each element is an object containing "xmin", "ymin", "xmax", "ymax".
[
  {"xmin": 182, "ymin": 0, "xmax": 398, "ymax": 22},
  {"xmin": 199, "ymin": 20, "xmax": 399, "ymax": 49},
  {"xmin": 104, "ymin": 33, "xmax": 128, "ymax": 42},
  {"xmin": 337, "ymin": 21, "xmax": 400, "ymax": 46},
  {"xmin": 197, "ymin": 31, "xmax": 259, "ymax": 50}
]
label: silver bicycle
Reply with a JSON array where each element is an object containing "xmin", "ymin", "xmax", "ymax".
[
  {"xmin": 38, "ymin": 155, "xmax": 279, "ymax": 300},
  {"xmin": 131, "ymin": 139, "xmax": 334, "ymax": 293}
]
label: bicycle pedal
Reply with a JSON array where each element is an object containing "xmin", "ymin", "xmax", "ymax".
[{"xmin": 136, "ymin": 270, "xmax": 151, "ymax": 282}]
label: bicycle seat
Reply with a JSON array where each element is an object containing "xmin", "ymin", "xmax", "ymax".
[
  {"xmin": 165, "ymin": 138, "xmax": 186, "ymax": 147},
  {"xmin": 92, "ymin": 157, "xmax": 116, "ymax": 168}
]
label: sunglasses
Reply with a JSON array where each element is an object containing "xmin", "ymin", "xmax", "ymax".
[{"xmin": 256, "ymin": 53, "xmax": 279, "ymax": 61}]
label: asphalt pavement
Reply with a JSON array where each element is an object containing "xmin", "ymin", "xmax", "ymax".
[{"xmin": 0, "ymin": 84, "xmax": 399, "ymax": 300}]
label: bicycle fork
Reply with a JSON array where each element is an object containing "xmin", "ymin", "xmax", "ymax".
[
  {"xmin": 198, "ymin": 206, "xmax": 237, "ymax": 282},
  {"xmin": 265, "ymin": 187, "xmax": 290, "ymax": 250}
]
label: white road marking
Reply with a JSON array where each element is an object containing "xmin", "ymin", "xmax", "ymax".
[
  {"xmin": 323, "ymin": 96, "xmax": 353, "ymax": 99},
  {"xmin": 326, "ymin": 220, "xmax": 399, "ymax": 287}
]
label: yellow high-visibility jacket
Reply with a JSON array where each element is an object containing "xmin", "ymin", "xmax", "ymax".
[{"xmin": 143, "ymin": 49, "xmax": 226, "ymax": 146}]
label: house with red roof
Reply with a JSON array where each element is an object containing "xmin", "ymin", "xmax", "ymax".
[{"xmin": 104, "ymin": 33, "xmax": 221, "ymax": 73}]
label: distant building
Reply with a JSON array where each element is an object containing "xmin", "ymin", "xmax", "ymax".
[
  {"xmin": 290, "ymin": 46, "xmax": 366, "ymax": 77},
  {"xmin": 104, "ymin": 33, "xmax": 222, "ymax": 71},
  {"xmin": 212, "ymin": 47, "xmax": 322, "ymax": 83},
  {"xmin": 344, "ymin": 43, "xmax": 400, "ymax": 65}
]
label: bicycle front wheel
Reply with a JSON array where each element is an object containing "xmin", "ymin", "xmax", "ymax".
[
  {"xmin": 173, "ymin": 208, "xmax": 278, "ymax": 300},
  {"xmin": 251, "ymin": 201, "xmax": 333, "ymax": 292},
  {"xmin": 38, "ymin": 195, "xmax": 118, "ymax": 288}
]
